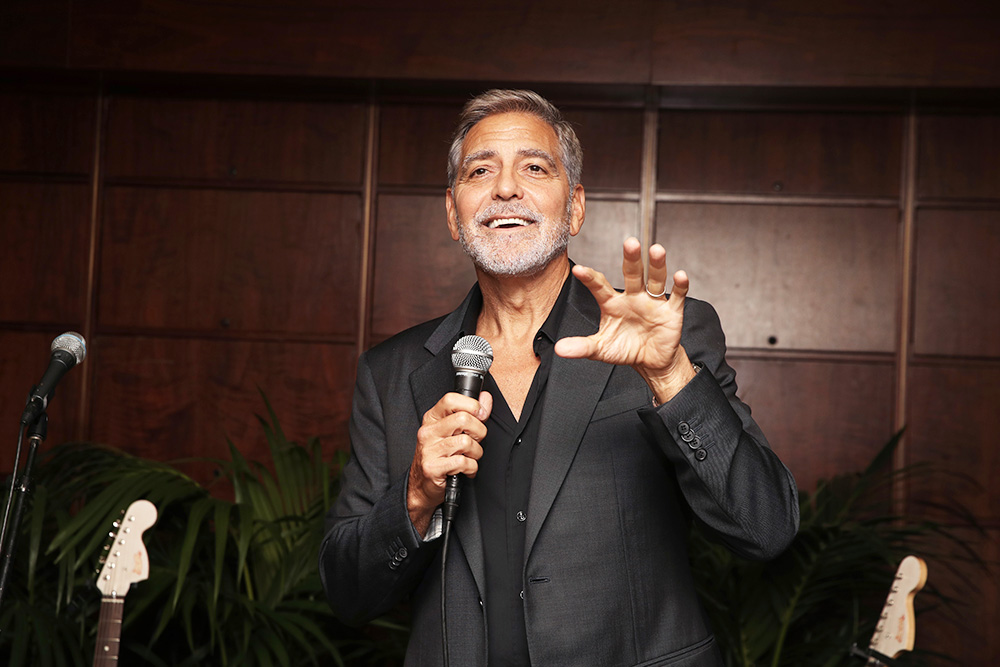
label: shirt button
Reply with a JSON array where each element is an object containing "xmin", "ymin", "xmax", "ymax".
[
  {"xmin": 520, "ymin": 590, "xmax": 524, "ymax": 600},
  {"xmin": 516, "ymin": 511, "xmax": 527, "ymax": 523}
]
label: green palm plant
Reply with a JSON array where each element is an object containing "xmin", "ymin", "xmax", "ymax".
[
  {"xmin": 0, "ymin": 395, "xmax": 405, "ymax": 666},
  {"xmin": 2, "ymin": 410, "xmax": 977, "ymax": 667},
  {"xmin": 689, "ymin": 432, "xmax": 979, "ymax": 667}
]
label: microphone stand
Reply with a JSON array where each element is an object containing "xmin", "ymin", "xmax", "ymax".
[{"xmin": 0, "ymin": 400, "xmax": 49, "ymax": 626}]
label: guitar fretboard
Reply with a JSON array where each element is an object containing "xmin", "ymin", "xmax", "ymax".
[{"xmin": 93, "ymin": 598, "xmax": 124, "ymax": 666}]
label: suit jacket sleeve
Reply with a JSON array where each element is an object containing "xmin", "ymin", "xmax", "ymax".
[
  {"xmin": 639, "ymin": 297, "xmax": 800, "ymax": 560},
  {"xmin": 318, "ymin": 349, "xmax": 440, "ymax": 626}
]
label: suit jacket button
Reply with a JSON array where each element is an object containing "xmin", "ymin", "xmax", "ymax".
[
  {"xmin": 678, "ymin": 421, "xmax": 691, "ymax": 435},
  {"xmin": 688, "ymin": 435, "xmax": 701, "ymax": 450},
  {"xmin": 694, "ymin": 448, "xmax": 708, "ymax": 461},
  {"xmin": 398, "ymin": 547, "xmax": 408, "ymax": 559}
]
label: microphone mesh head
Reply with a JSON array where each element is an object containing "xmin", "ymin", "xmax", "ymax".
[
  {"xmin": 51, "ymin": 331, "xmax": 87, "ymax": 364},
  {"xmin": 451, "ymin": 335, "xmax": 494, "ymax": 373}
]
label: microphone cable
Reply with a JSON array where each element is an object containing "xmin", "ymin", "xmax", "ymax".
[
  {"xmin": 441, "ymin": 506, "xmax": 455, "ymax": 667},
  {"xmin": 441, "ymin": 335, "xmax": 493, "ymax": 667}
]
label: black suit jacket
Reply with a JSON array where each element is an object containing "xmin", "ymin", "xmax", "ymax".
[{"xmin": 320, "ymin": 274, "xmax": 799, "ymax": 666}]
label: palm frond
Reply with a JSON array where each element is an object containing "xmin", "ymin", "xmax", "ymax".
[
  {"xmin": 690, "ymin": 431, "xmax": 982, "ymax": 667},
  {"xmin": 0, "ymin": 393, "xmax": 376, "ymax": 666}
]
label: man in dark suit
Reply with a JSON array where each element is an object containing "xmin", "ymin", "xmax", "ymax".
[{"xmin": 320, "ymin": 89, "xmax": 799, "ymax": 666}]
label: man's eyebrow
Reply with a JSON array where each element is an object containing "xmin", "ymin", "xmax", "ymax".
[
  {"xmin": 461, "ymin": 149, "xmax": 497, "ymax": 170},
  {"xmin": 461, "ymin": 148, "xmax": 560, "ymax": 173},
  {"xmin": 518, "ymin": 148, "xmax": 559, "ymax": 171}
]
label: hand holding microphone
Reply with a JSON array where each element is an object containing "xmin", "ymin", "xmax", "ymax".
[
  {"xmin": 444, "ymin": 336, "xmax": 494, "ymax": 522},
  {"xmin": 406, "ymin": 336, "xmax": 493, "ymax": 534}
]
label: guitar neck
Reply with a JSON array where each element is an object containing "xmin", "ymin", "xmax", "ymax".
[
  {"xmin": 92, "ymin": 499, "xmax": 157, "ymax": 666},
  {"xmin": 93, "ymin": 597, "xmax": 124, "ymax": 667}
]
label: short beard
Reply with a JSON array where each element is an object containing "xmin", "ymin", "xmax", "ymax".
[{"xmin": 457, "ymin": 199, "xmax": 573, "ymax": 277}]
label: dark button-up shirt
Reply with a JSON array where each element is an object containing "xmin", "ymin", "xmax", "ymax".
[{"xmin": 459, "ymin": 276, "xmax": 571, "ymax": 666}]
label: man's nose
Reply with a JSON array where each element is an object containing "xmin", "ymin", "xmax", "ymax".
[{"xmin": 492, "ymin": 167, "xmax": 522, "ymax": 200}]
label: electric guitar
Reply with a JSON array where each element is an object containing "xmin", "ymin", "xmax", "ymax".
[
  {"xmin": 92, "ymin": 499, "xmax": 157, "ymax": 666},
  {"xmin": 852, "ymin": 555, "xmax": 928, "ymax": 666}
]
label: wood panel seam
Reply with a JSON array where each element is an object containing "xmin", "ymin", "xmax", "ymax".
[
  {"xmin": 357, "ymin": 99, "xmax": 379, "ymax": 357},
  {"xmin": 893, "ymin": 105, "xmax": 919, "ymax": 516},
  {"xmin": 78, "ymin": 80, "xmax": 105, "ymax": 441},
  {"xmin": 639, "ymin": 87, "xmax": 658, "ymax": 250}
]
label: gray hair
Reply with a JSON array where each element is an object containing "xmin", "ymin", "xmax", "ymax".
[{"xmin": 447, "ymin": 89, "xmax": 583, "ymax": 191}]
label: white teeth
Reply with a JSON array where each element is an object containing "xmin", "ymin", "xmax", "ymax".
[{"xmin": 487, "ymin": 218, "xmax": 531, "ymax": 229}]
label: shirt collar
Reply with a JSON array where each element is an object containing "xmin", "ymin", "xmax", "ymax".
[{"xmin": 458, "ymin": 270, "xmax": 573, "ymax": 345}]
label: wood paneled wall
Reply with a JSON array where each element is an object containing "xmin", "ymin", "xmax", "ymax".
[
  {"xmin": 1, "ymin": 80, "xmax": 998, "ymax": 664},
  {"xmin": 1, "ymin": 1, "xmax": 998, "ymax": 662},
  {"xmin": 4, "ymin": 0, "xmax": 1000, "ymax": 87}
]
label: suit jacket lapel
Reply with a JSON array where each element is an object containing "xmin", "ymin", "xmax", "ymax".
[
  {"xmin": 524, "ymin": 278, "xmax": 613, "ymax": 559},
  {"xmin": 409, "ymin": 285, "xmax": 487, "ymax": 600},
  {"xmin": 406, "ymin": 276, "xmax": 615, "ymax": 589}
]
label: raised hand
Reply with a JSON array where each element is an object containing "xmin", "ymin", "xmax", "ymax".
[{"xmin": 554, "ymin": 237, "xmax": 697, "ymax": 403}]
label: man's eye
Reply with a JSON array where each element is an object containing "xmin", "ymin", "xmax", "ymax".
[
  {"xmin": 527, "ymin": 164, "xmax": 546, "ymax": 173},
  {"xmin": 470, "ymin": 167, "xmax": 488, "ymax": 176}
]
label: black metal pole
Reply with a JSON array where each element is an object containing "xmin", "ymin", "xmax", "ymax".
[{"xmin": 0, "ymin": 412, "xmax": 48, "ymax": 624}]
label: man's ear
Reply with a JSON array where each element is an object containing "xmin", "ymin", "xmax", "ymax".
[
  {"xmin": 445, "ymin": 189, "xmax": 461, "ymax": 241},
  {"xmin": 569, "ymin": 184, "xmax": 586, "ymax": 237}
]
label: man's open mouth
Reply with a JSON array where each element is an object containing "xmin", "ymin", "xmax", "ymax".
[{"xmin": 485, "ymin": 217, "xmax": 534, "ymax": 229}]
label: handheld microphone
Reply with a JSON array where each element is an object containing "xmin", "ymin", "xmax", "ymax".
[
  {"xmin": 444, "ymin": 335, "xmax": 494, "ymax": 522},
  {"xmin": 20, "ymin": 332, "xmax": 87, "ymax": 426},
  {"xmin": 452, "ymin": 335, "xmax": 494, "ymax": 399}
]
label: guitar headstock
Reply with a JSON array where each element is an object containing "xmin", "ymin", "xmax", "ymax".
[
  {"xmin": 869, "ymin": 555, "xmax": 928, "ymax": 661},
  {"xmin": 95, "ymin": 499, "xmax": 157, "ymax": 598}
]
